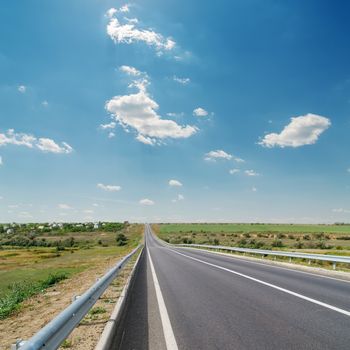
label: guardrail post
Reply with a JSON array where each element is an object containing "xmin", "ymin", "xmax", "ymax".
[
  {"xmin": 72, "ymin": 294, "xmax": 81, "ymax": 303},
  {"xmin": 333, "ymin": 262, "xmax": 336, "ymax": 270},
  {"xmin": 308, "ymin": 260, "xmax": 311, "ymax": 265},
  {"xmin": 11, "ymin": 339, "xmax": 26, "ymax": 350},
  {"xmin": 289, "ymin": 257, "xmax": 292, "ymax": 263}
]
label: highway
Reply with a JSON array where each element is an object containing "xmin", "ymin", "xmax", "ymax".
[{"xmin": 113, "ymin": 225, "xmax": 350, "ymax": 349}]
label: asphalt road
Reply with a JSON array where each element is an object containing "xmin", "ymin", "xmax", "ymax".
[{"xmin": 115, "ymin": 225, "xmax": 350, "ymax": 349}]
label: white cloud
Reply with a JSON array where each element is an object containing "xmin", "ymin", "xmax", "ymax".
[
  {"xmin": 97, "ymin": 183, "xmax": 121, "ymax": 192},
  {"xmin": 235, "ymin": 157, "xmax": 245, "ymax": 163},
  {"xmin": 169, "ymin": 179, "xmax": 183, "ymax": 187},
  {"xmin": 332, "ymin": 208, "xmax": 350, "ymax": 214},
  {"xmin": 37, "ymin": 138, "xmax": 73, "ymax": 154},
  {"xmin": 92, "ymin": 203, "xmax": 99, "ymax": 207},
  {"xmin": 139, "ymin": 198, "xmax": 155, "ymax": 206},
  {"xmin": 106, "ymin": 8, "xmax": 118, "ymax": 18},
  {"xmin": 58, "ymin": 204, "xmax": 73, "ymax": 210},
  {"xmin": 173, "ymin": 76, "xmax": 190, "ymax": 85},
  {"xmin": 193, "ymin": 107, "xmax": 208, "ymax": 117},
  {"xmin": 205, "ymin": 150, "xmax": 232, "ymax": 161},
  {"xmin": 347, "ymin": 168, "xmax": 350, "ymax": 173},
  {"xmin": 135, "ymin": 134, "xmax": 156, "ymax": 145},
  {"xmin": 245, "ymin": 170, "xmax": 260, "ymax": 176},
  {"xmin": 260, "ymin": 113, "xmax": 331, "ymax": 148},
  {"xmin": 100, "ymin": 121, "xmax": 116, "ymax": 130},
  {"xmin": 41, "ymin": 100, "xmax": 49, "ymax": 107},
  {"xmin": 119, "ymin": 65, "xmax": 141, "ymax": 76},
  {"xmin": 229, "ymin": 169, "xmax": 240, "ymax": 175},
  {"xmin": 119, "ymin": 4, "xmax": 130, "ymax": 13},
  {"xmin": 0, "ymin": 129, "xmax": 73, "ymax": 154},
  {"xmin": 108, "ymin": 132, "xmax": 116, "ymax": 138},
  {"xmin": 124, "ymin": 17, "xmax": 139, "ymax": 24},
  {"xmin": 8, "ymin": 204, "xmax": 19, "ymax": 209},
  {"xmin": 251, "ymin": 187, "xmax": 257, "ymax": 192},
  {"xmin": 105, "ymin": 70, "xmax": 197, "ymax": 145},
  {"xmin": 106, "ymin": 4, "xmax": 129, "ymax": 19},
  {"xmin": 204, "ymin": 150, "xmax": 244, "ymax": 163},
  {"xmin": 0, "ymin": 156, "xmax": 2, "ymax": 166},
  {"xmin": 107, "ymin": 15, "xmax": 175, "ymax": 53},
  {"xmin": 18, "ymin": 85, "xmax": 26, "ymax": 93},
  {"xmin": 166, "ymin": 112, "xmax": 184, "ymax": 118},
  {"xmin": 172, "ymin": 194, "xmax": 184, "ymax": 203}
]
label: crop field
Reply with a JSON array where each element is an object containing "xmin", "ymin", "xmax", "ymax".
[
  {"xmin": 0, "ymin": 222, "xmax": 143, "ymax": 318},
  {"xmin": 156, "ymin": 223, "xmax": 350, "ymax": 254}
]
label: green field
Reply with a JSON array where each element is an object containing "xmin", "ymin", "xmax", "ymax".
[{"xmin": 159, "ymin": 223, "xmax": 350, "ymax": 234}]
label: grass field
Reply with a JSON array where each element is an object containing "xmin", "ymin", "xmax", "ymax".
[
  {"xmin": 159, "ymin": 223, "xmax": 350, "ymax": 234},
  {"xmin": 156, "ymin": 223, "xmax": 350, "ymax": 256},
  {"xmin": 0, "ymin": 223, "xmax": 143, "ymax": 299}
]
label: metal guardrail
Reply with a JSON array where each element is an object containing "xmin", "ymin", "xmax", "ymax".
[
  {"xmin": 175, "ymin": 243, "xmax": 350, "ymax": 269},
  {"xmin": 14, "ymin": 245, "xmax": 142, "ymax": 350}
]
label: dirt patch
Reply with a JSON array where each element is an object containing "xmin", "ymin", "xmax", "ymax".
[{"xmin": 0, "ymin": 252, "xmax": 139, "ymax": 350}]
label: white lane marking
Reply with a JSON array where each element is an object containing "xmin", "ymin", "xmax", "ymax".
[
  {"xmin": 147, "ymin": 248, "xmax": 179, "ymax": 350},
  {"xmin": 150, "ymin": 230, "xmax": 350, "ymax": 285},
  {"xmin": 167, "ymin": 248, "xmax": 350, "ymax": 317},
  {"xmin": 177, "ymin": 246, "xmax": 350, "ymax": 285}
]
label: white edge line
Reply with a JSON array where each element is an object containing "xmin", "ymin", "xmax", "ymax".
[
  {"xmin": 147, "ymin": 247, "xmax": 179, "ymax": 350},
  {"xmin": 177, "ymin": 246, "xmax": 350, "ymax": 285},
  {"xmin": 167, "ymin": 248, "xmax": 350, "ymax": 318}
]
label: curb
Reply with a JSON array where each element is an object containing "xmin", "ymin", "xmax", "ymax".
[{"xmin": 95, "ymin": 247, "xmax": 144, "ymax": 350}]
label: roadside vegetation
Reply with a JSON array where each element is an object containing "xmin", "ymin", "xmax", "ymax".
[
  {"xmin": 0, "ymin": 272, "xmax": 68, "ymax": 319},
  {"xmin": 0, "ymin": 222, "xmax": 143, "ymax": 319},
  {"xmin": 155, "ymin": 223, "xmax": 350, "ymax": 264}
]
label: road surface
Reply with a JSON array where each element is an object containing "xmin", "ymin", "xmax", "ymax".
[{"xmin": 113, "ymin": 224, "xmax": 350, "ymax": 349}]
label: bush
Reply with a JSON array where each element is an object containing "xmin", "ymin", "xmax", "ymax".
[
  {"xmin": 336, "ymin": 236, "xmax": 350, "ymax": 240},
  {"xmin": 271, "ymin": 240, "xmax": 284, "ymax": 248},
  {"xmin": 303, "ymin": 234, "xmax": 311, "ymax": 240},
  {"xmin": 294, "ymin": 241, "xmax": 304, "ymax": 249},
  {"xmin": 116, "ymin": 233, "xmax": 128, "ymax": 246},
  {"xmin": 253, "ymin": 241, "xmax": 265, "ymax": 249},
  {"xmin": 40, "ymin": 272, "xmax": 68, "ymax": 289},
  {"xmin": 213, "ymin": 238, "xmax": 220, "ymax": 245},
  {"xmin": 89, "ymin": 306, "xmax": 106, "ymax": 315},
  {"xmin": 315, "ymin": 241, "xmax": 333, "ymax": 249},
  {"xmin": 238, "ymin": 239, "xmax": 247, "ymax": 247}
]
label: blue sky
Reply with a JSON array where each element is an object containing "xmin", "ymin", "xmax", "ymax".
[{"xmin": 0, "ymin": 0, "xmax": 349, "ymax": 223}]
